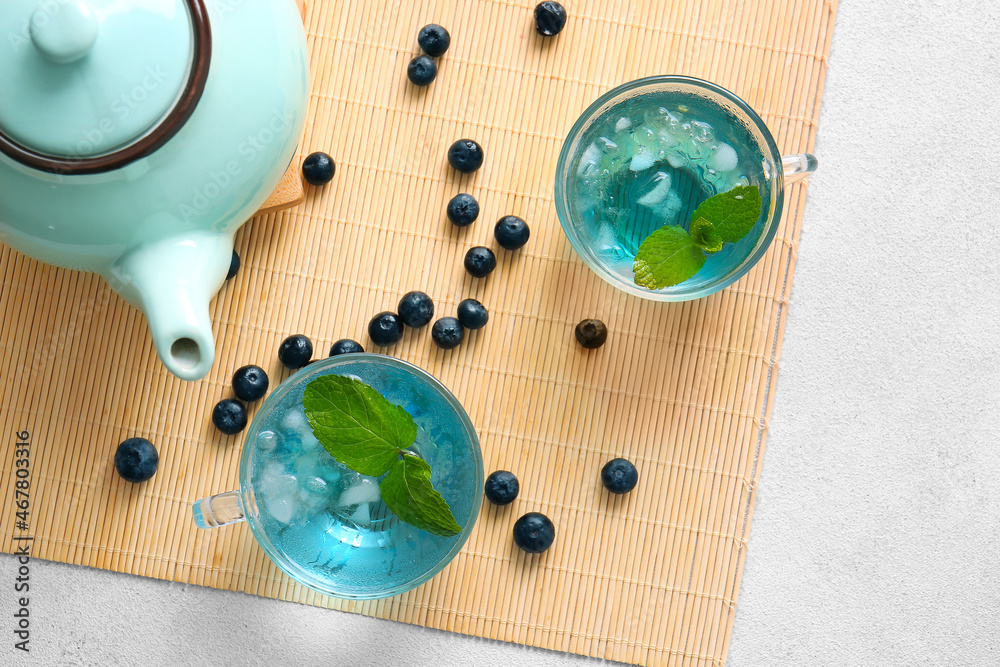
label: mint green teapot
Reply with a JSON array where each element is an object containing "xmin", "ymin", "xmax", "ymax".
[{"xmin": 0, "ymin": 0, "xmax": 309, "ymax": 381}]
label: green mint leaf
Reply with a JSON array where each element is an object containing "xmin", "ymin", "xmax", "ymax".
[
  {"xmin": 303, "ymin": 374, "xmax": 416, "ymax": 476},
  {"xmin": 380, "ymin": 454, "xmax": 462, "ymax": 537},
  {"xmin": 690, "ymin": 185, "xmax": 762, "ymax": 243},
  {"xmin": 633, "ymin": 225, "xmax": 706, "ymax": 289},
  {"xmin": 689, "ymin": 217, "xmax": 724, "ymax": 253}
]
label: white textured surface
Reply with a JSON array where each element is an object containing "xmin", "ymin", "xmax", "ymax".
[{"xmin": 5, "ymin": 1, "xmax": 1000, "ymax": 664}]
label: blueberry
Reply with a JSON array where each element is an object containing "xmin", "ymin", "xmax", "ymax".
[
  {"xmin": 464, "ymin": 246, "xmax": 497, "ymax": 278},
  {"xmin": 232, "ymin": 364, "xmax": 269, "ymax": 402},
  {"xmin": 329, "ymin": 339, "xmax": 365, "ymax": 356},
  {"xmin": 601, "ymin": 458, "xmax": 638, "ymax": 494},
  {"xmin": 212, "ymin": 398, "xmax": 248, "ymax": 435},
  {"xmin": 407, "ymin": 55, "xmax": 437, "ymax": 86},
  {"xmin": 494, "ymin": 215, "xmax": 530, "ymax": 250},
  {"xmin": 397, "ymin": 291, "xmax": 435, "ymax": 328},
  {"xmin": 431, "ymin": 317, "xmax": 464, "ymax": 349},
  {"xmin": 226, "ymin": 250, "xmax": 240, "ymax": 280},
  {"xmin": 457, "ymin": 298, "xmax": 489, "ymax": 330},
  {"xmin": 484, "ymin": 470, "xmax": 519, "ymax": 506},
  {"xmin": 278, "ymin": 334, "xmax": 313, "ymax": 368},
  {"xmin": 302, "ymin": 151, "xmax": 335, "ymax": 185},
  {"xmin": 114, "ymin": 437, "xmax": 159, "ymax": 483},
  {"xmin": 574, "ymin": 319, "xmax": 608, "ymax": 349},
  {"xmin": 417, "ymin": 24, "xmax": 451, "ymax": 57},
  {"xmin": 447, "ymin": 193, "xmax": 480, "ymax": 227},
  {"xmin": 447, "ymin": 139, "xmax": 484, "ymax": 173},
  {"xmin": 368, "ymin": 312, "xmax": 404, "ymax": 347},
  {"xmin": 513, "ymin": 512, "xmax": 555, "ymax": 553},
  {"xmin": 534, "ymin": 1, "xmax": 567, "ymax": 36}
]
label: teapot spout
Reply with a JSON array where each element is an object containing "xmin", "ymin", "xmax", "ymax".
[{"xmin": 108, "ymin": 233, "xmax": 232, "ymax": 381}]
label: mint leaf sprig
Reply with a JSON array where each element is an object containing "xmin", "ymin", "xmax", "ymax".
[
  {"xmin": 633, "ymin": 185, "xmax": 762, "ymax": 290},
  {"xmin": 303, "ymin": 374, "xmax": 462, "ymax": 537}
]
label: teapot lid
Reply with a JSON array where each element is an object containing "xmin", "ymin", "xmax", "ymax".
[{"xmin": 0, "ymin": 0, "xmax": 211, "ymax": 175}]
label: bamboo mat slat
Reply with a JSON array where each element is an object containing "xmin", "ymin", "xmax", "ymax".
[{"xmin": 0, "ymin": 1, "xmax": 838, "ymax": 665}]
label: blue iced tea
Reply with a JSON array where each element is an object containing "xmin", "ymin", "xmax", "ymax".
[
  {"xmin": 246, "ymin": 356, "xmax": 482, "ymax": 599},
  {"xmin": 564, "ymin": 89, "xmax": 772, "ymax": 290}
]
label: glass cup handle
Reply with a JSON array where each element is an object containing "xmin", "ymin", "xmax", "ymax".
[
  {"xmin": 192, "ymin": 490, "xmax": 245, "ymax": 529},
  {"xmin": 781, "ymin": 153, "xmax": 818, "ymax": 184}
]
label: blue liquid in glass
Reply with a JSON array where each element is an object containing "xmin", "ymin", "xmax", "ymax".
[
  {"xmin": 567, "ymin": 91, "xmax": 771, "ymax": 289},
  {"xmin": 249, "ymin": 363, "xmax": 479, "ymax": 598}
]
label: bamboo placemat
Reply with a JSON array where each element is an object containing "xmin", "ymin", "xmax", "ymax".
[{"xmin": 0, "ymin": 1, "xmax": 838, "ymax": 664}]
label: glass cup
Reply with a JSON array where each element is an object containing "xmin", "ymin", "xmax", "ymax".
[
  {"xmin": 554, "ymin": 75, "xmax": 817, "ymax": 301},
  {"xmin": 192, "ymin": 354, "xmax": 484, "ymax": 600}
]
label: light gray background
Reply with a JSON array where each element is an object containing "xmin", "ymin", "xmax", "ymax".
[{"xmin": 4, "ymin": 1, "xmax": 1000, "ymax": 665}]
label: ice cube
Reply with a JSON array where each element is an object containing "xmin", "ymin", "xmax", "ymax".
[
  {"xmin": 292, "ymin": 450, "xmax": 323, "ymax": 478},
  {"xmin": 299, "ymin": 492, "xmax": 328, "ymax": 514},
  {"xmin": 596, "ymin": 136, "xmax": 619, "ymax": 154},
  {"xmin": 614, "ymin": 116, "xmax": 632, "ymax": 132},
  {"xmin": 260, "ymin": 460, "xmax": 284, "ymax": 481},
  {"xmin": 576, "ymin": 143, "xmax": 601, "ymax": 176},
  {"xmin": 280, "ymin": 409, "xmax": 311, "ymax": 439},
  {"xmin": 592, "ymin": 222, "xmax": 628, "ymax": 261},
  {"xmin": 661, "ymin": 110, "xmax": 682, "ymax": 133},
  {"xmin": 298, "ymin": 477, "xmax": 330, "ymax": 512},
  {"xmin": 629, "ymin": 151, "xmax": 655, "ymax": 172},
  {"xmin": 261, "ymin": 473, "xmax": 297, "ymax": 498},
  {"xmin": 257, "ymin": 462, "xmax": 288, "ymax": 495},
  {"xmin": 299, "ymin": 431, "xmax": 322, "ymax": 451},
  {"xmin": 604, "ymin": 206, "xmax": 631, "ymax": 238},
  {"xmin": 349, "ymin": 503, "xmax": 371, "ymax": 527},
  {"xmin": 666, "ymin": 152, "xmax": 687, "ymax": 169},
  {"xmin": 592, "ymin": 137, "xmax": 620, "ymax": 167},
  {"xmin": 631, "ymin": 125, "xmax": 657, "ymax": 152},
  {"xmin": 708, "ymin": 143, "xmax": 739, "ymax": 172},
  {"xmin": 297, "ymin": 474, "xmax": 328, "ymax": 501},
  {"xmin": 337, "ymin": 478, "xmax": 381, "ymax": 506},
  {"xmin": 593, "ymin": 223, "xmax": 620, "ymax": 254},
  {"xmin": 655, "ymin": 128, "xmax": 679, "ymax": 148},
  {"xmin": 663, "ymin": 190, "xmax": 683, "ymax": 221},
  {"xmin": 257, "ymin": 430, "xmax": 278, "ymax": 453},
  {"xmin": 684, "ymin": 122, "xmax": 718, "ymax": 160},
  {"xmin": 689, "ymin": 121, "xmax": 715, "ymax": 143},
  {"xmin": 648, "ymin": 110, "xmax": 681, "ymax": 143},
  {"xmin": 594, "ymin": 222, "xmax": 616, "ymax": 243},
  {"xmin": 266, "ymin": 494, "xmax": 296, "ymax": 524},
  {"xmin": 304, "ymin": 476, "xmax": 328, "ymax": 494},
  {"xmin": 580, "ymin": 204, "xmax": 601, "ymax": 228},
  {"xmin": 637, "ymin": 172, "xmax": 672, "ymax": 206},
  {"xmin": 315, "ymin": 459, "xmax": 343, "ymax": 485}
]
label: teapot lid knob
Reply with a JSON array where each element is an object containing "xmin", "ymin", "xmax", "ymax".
[{"xmin": 29, "ymin": 0, "xmax": 99, "ymax": 64}]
